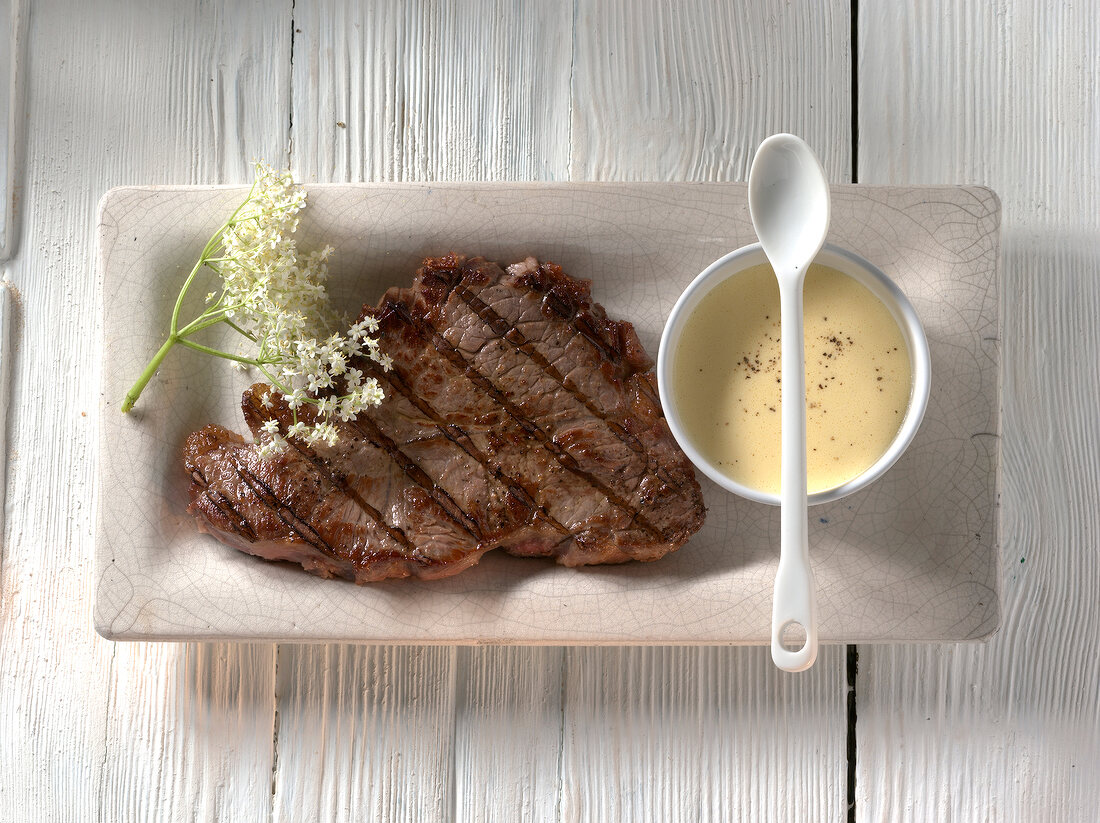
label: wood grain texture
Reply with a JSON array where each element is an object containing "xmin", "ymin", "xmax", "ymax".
[
  {"xmin": 271, "ymin": 646, "xmax": 459, "ymax": 822},
  {"xmin": 0, "ymin": 1, "xmax": 289, "ymax": 820},
  {"xmin": 560, "ymin": 646, "xmax": 848, "ymax": 823},
  {"xmin": 270, "ymin": 646, "xmax": 565, "ymax": 822},
  {"xmin": 290, "ymin": 0, "xmax": 573, "ymax": 183},
  {"xmin": 856, "ymin": 2, "xmax": 1100, "ymax": 821},
  {"xmin": 569, "ymin": 0, "xmax": 852, "ymax": 182},
  {"xmin": 452, "ymin": 647, "xmax": 565, "ymax": 822},
  {"xmin": 0, "ymin": 0, "xmax": 27, "ymax": 260},
  {"xmin": 100, "ymin": 644, "xmax": 277, "ymax": 822}
]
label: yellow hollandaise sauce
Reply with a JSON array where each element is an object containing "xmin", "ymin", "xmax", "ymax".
[{"xmin": 674, "ymin": 263, "xmax": 912, "ymax": 495}]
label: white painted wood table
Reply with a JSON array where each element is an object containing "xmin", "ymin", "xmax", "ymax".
[{"xmin": 1, "ymin": 1, "xmax": 1096, "ymax": 820}]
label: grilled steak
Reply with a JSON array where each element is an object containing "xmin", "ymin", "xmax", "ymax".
[{"xmin": 184, "ymin": 254, "xmax": 705, "ymax": 582}]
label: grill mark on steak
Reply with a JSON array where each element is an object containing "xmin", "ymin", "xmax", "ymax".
[
  {"xmin": 386, "ymin": 298, "xmax": 669, "ymax": 543},
  {"xmin": 519, "ymin": 277, "xmax": 615, "ymax": 360},
  {"xmin": 449, "ymin": 281, "xmax": 684, "ymax": 491},
  {"xmin": 419, "ymin": 259, "xmax": 679, "ymax": 507},
  {"xmin": 346, "ymin": 414, "xmax": 483, "ymax": 540},
  {"xmin": 232, "ymin": 461, "xmax": 337, "ymax": 557},
  {"xmin": 509, "ymin": 266, "xmax": 623, "ymax": 363},
  {"xmin": 242, "ymin": 390, "xmax": 418, "ymax": 553},
  {"xmin": 374, "ymin": 367, "xmax": 572, "ymax": 536},
  {"xmin": 191, "ymin": 469, "xmax": 258, "ymax": 540},
  {"xmin": 424, "ymin": 256, "xmax": 632, "ymax": 368},
  {"xmin": 290, "ymin": 435, "xmax": 419, "ymax": 552}
]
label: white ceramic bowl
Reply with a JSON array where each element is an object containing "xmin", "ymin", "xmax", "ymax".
[{"xmin": 657, "ymin": 243, "xmax": 931, "ymax": 506}]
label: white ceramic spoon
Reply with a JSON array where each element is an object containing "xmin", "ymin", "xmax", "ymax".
[{"xmin": 748, "ymin": 134, "xmax": 831, "ymax": 672}]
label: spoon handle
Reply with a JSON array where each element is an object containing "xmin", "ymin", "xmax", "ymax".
[{"xmin": 772, "ymin": 274, "xmax": 818, "ymax": 672}]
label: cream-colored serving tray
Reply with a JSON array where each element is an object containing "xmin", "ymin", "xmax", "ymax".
[{"xmin": 95, "ymin": 183, "xmax": 1001, "ymax": 643}]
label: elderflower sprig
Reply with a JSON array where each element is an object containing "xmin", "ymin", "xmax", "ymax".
[{"xmin": 122, "ymin": 161, "xmax": 388, "ymax": 455}]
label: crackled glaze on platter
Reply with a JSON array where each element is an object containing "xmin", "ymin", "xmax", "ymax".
[{"xmin": 95, "ymin": 182, "xmax": 1000, "ymax": 643}]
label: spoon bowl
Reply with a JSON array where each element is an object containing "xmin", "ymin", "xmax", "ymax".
[
  {"xmin": 749, "ymin": 134, "xmax": 831, "ymax": 276},
  {"xmin": 748, "ymin": 134, "xmax": 831, "ymax": 673}
]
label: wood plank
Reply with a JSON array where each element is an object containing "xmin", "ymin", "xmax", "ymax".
[
  {"xmin": 270, "ymin": 646, "xmax": 564, "ymax": 822},
  {"xmin": 290, "ymin": 0, "xmax": 573, "ymax": 183},
  {"xmin": 0, "ymin": 1, "xmax": 288, "ymax": 820},
  {"xmin": 569, "ymin": 0, "xmax": 853, "ymax": 182},
  {"xmin": 271, "ymin": 646, "xmax": 458, "ymax": 823},
  {"xmin": 0, "ymin": 0, "xmax": 28, "ymax": 260},
  {"xmin": 452, "ymin": 648, "xmax": 565, "ymax": 822},
  {"xmin": 100, "ymin": 644, "xmax": 277, "ymax": 822},
  {"xmin": 856, "ymin": 2, "xmax": 1100, "ymax": 820},
  {"xmin": 560, "ymin": 647, "xmax": 848, "ymax": 823}
]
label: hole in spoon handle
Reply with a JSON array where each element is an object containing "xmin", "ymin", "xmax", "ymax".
[{"xmin": 771, "ymin": 559, "xmax": 818, "ymax": 671}]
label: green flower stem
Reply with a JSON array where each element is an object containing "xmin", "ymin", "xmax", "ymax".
[
  {"xmin": 170, "ymin": 258, "xmax": 209, "ymax": 336},
  {"xmin": 177, "ymin": 337, "xmax": 258, "ymax": 365},
  {"xmin": 176, "ymin": 308, "xmax": 244, "ymax": 338},
  {"xmin": 223, "ymin": 318, "xmax": 256, "ymax": 340},
  {"xmin": 175, "ymin": 313, "xmax": 223, "ymax": 337},
  {"xmin": 121, "ymin": 313, "xmax": 260, "ymax": 412},
  {"xmin": 253, "ymin": 365, "xmax": 297, "ymax": 399},
  {"xmin": 121, "ymin": 334, "xmax": 178, "ymax": 413}
]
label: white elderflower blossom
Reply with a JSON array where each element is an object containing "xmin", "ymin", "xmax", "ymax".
[
  {"xmin": 122, "ymin": 161, "xmax": 388, "ymax": 454},
  {"xmin": 356, "ymin": 380, "xmax": 385, "ymax": 408},
  {"xmin": 327, "ymin": 350, "xmax": 347, "ymax": 375},
  {"xmin": 257, "ymin": 433, "xmax": 288, "ymax": 459}
]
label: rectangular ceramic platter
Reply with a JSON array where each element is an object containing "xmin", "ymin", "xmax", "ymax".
[{"xmin": 95, "ymin": 182, "xmax": 1001, "ymax": 644}]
